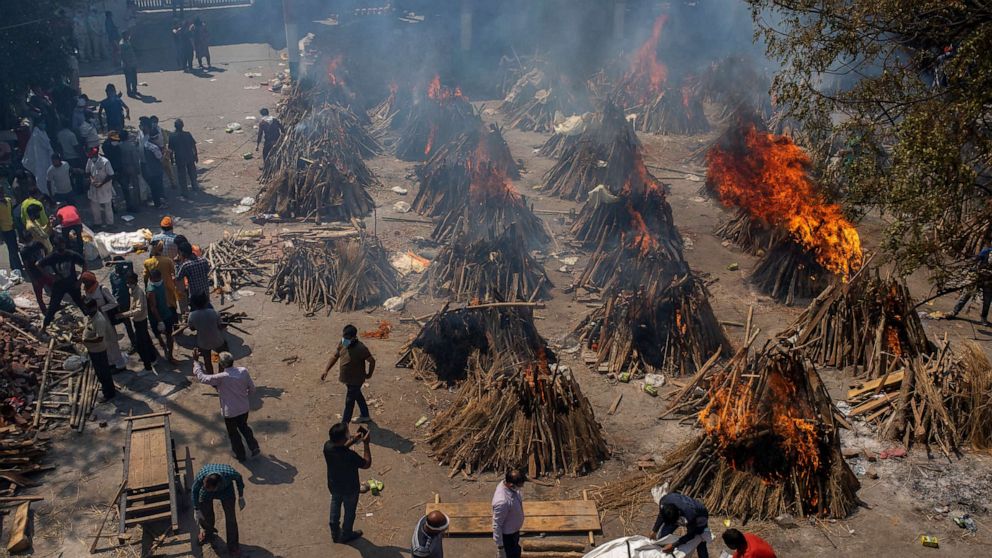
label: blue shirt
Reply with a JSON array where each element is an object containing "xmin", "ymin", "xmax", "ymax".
[
  {"xmin": 100, "ymin": 96, "xmax": 125, "ymax": 130},
  {"xmin": 191, "ymin": 464, "xmax": 244, "ymax": 504}
]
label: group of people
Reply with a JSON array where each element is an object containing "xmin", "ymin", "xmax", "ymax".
[{"xmin": 172, "ymin": 17, "xmax": 212, "ymax": 72}]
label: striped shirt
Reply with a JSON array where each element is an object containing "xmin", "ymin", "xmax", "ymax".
[
  {"xmin": 151, "ymin": 231, "xmax": 178, "ymax": 259},
  {"xmin": 191, "ymin": 464, "xmax": 244, "ymax": 504},
  {"xmin": 177, "ymin": 256, "xmax": 211, "ymax": 298}
]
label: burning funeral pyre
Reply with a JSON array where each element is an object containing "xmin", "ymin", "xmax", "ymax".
[
  {"xmin": 595, "ymin": 340, "xmax": 862, "ymax": 520},
  {"xmin": 267, "ymin": 233, "xmax": 399, "ymax": 316},
  {"xmin": 537, "ymin": 112, "xmax": 598, "ymax": 160},
  {"xmin": 706, "ymin": 112, "xmax": 863, "ymax": 304},
  {"xmin": 395, "ymin": 76, "xmax": 480, "ymax": 161},
  {"xmin": 413, "ymin": 123, "xmax": 520, "ymax": 217},
  {"xmin": 613, "ymin": 15, "xmax": 709, "ymax": 135},
  {"xmin": 500, "ymin": 66, "xmax": 592, "ymax": 133},
  {"xmin": 256, "ymin": 102, "xmax": 381, "ymax": 221},
  {"xmin": 368, "ymin": 81, "xmax": 414, "ymax": 146},
  {"xmin": 568, "ymin": 120, "xmax": 730, "ymax": 376},
  {"xmin": 543, "ymin": 102, "xmax": 645, "ymax": 201},
  {"xmin": 398, "ymin": 305, "xmax": 608, "ymax": 477}
]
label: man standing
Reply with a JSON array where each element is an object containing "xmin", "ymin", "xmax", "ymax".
[
  {"xmin": 411, "ymin": 510, "xmax": 450, "ymax": 558},
  {"xmin": 950, "ymin": 246, "xmax": 992, "ymax": 327},
  {"xmin": 151, "ymin": 216, "xmax": 179, "ymax": 259},
  {"xmin": 721, "ymin": 529, "xmax": 776, "ymax": 558},
  {"xmin": 168, "ymin": 118, "xmax": 198, "ymax": 198},
  {"xmin": 147, "ymin": 268, "xmax": 178, "ymax": 364},
  {"xmin": 120, "ymin": 30, "xmax": 139, "ymax": 97},
  {"xmin": 0, "ymin": 190, "xmax": 21, "ymax": 271},
  {"xmin": 98, "ymin": 84, "xmax": 129, "ymax": 132},
  {"xmin": 321, "ymin": 324, "xmax": 376, "ymax": 424},
  {"xmin": 141, "ymin": 123, "xmax": 166, "ymax": 208},
  {"xmin": 323, "ymin": 422, "xmax": 371, "ymax": 544},
  {"xmin": 150, "ymin": 116, "xmax": 178, "ymax": 190},
  {"xmin": 81, "ymin": 271, "xmax": 127, "ymax": 372},
  {"xmin": 47, "ymin": 153, "xmax": 74, "ymax": 205},
  {"xmin": 143, "ymin": 240, "xmax": 179, "ymax": 312},
  {"xmin": 176, "ymin": 240, "xmax": 210, "ymax": 302},
  {"xmin": 192, "ymin": 18, "xmax": 210, "ymax": 69},
  {"xmin": 39, "ymin": 236, "xmax": 86, "ymax": 328},
  {"xmin": 194, "ymin": 352, "xmax": 260, "ymax": 462},
  {"xmin": 118, "ymin": 130, "xmax": 142, "ymax": 212},
  {"xmin": 54, "ymin": 201, "xmax": 84, "ymax": 255},
  {"xmin": 255, "ymin": 108, "xmax": 282, "ymax": 161},
  {"xmin": 55, "ymin": 125, "xmax": 83, "ymax": 192},
  {"xmin": 192, "ymin": 464, "xmax": 245, "ymax": 558},
  {"xmin": 188, "ymin": 293, "xmax": 226, "ymax": 373},
  {"xmin": 109, "ymin": 257, "xmax": 138, "ymax": 350},
  {"xmin": 119, "ymin": 272, "xmax": 158, "ymax": 371},
  {"xmin": 492, "ymin": 469, "xmax": 526, "ymax": 558},
  {"xmin": 652, "ymin": 492, "xmax": 712, "ymax": 558},
  {"xmin": 83, "ymin": 299, "xmax": 117, "ymax": 401},
  {"xmin": 85, "ymin": 147, "xmax": 115, "ymax": 228}
]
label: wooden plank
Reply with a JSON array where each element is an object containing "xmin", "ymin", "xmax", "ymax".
[
  {"xmin": 7, "ymin": 502, "xmax": 31, "ymax": 552},
  {"xmin": 124, "ymin": 510, "xmax": 173, "ymax": 527},
  {"xmin": 426, "ymin": 500, "xmax": 597, "ymax": 517},
  {"xmin": 426, "ymin": 500, "xmax": 601, "ymax": 535},
  {"xmin": 848, "ymin": 392, "xmax": 900, "ymax": 417},
  {"xmin": 435, "ymin": 514, "xmax": 601, "ymax": 534},
  {"xmin": 847, "ymin": 371, "xmax": 904, "ymax": 399},
  {"xmin": 127, "ymin": 487, "xmax": 171, "ymax": 501},
  {"xmin": 124, "ymin": 411, "xmax": 173, "ymax": 421}
]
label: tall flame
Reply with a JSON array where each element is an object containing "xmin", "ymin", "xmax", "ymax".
[
  {"xmin": 327, "ymin": 55, "xmax": 344, "ymax": 86},
  {"xmin": 428, "ymin": 74, "xmax": 463, "ymax": 102},
  {"xmin": 707, "ymin": 124, "xmax": 863, "ymax": 277},
  {"xmin": 622, "ymin": 14, "xmax": 669, "ymax": 103}
]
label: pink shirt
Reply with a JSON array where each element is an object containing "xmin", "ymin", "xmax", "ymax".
[{"xmin": 194, "ymin": 361, "xmax": 256, "ymax": 418}]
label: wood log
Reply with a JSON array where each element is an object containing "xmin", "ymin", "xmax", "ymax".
[{"xmin": 6, "ymin": 502, "xmax": 31, "ymax": 552}]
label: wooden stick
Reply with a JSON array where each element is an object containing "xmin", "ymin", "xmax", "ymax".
[
  {"xmin": 32, "ymin": 339, "xmax": 56, "ymax": 428},
  {"xmin": 89, "ymin": 481, "xmax": 126, "ymax": 554}
]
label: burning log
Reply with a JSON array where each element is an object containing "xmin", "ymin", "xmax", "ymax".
[
  {"xmin": 424, "ymin": 223, "xmax": 553, "ymax": 303},
  {"xmin": 501, "ymin": 67, "xmax": 592, "ymax": 133},
  {"xmin": 543, "ymin": 102, "xmax": 644, "ymax": 201},
  {"xmin": 750, "ymin": 238, "xmax": 833, "ymax": 305},
  {"xmin": 395, "ymin": 76, "xmax": 480, "ymax": 162},
  {"xmin": 574, "ymin": 274, "xmax": 730, "ymax": 377},
  {"xmin": 425, "ymin": 313, "xmax": 608, "ymax": 477},
  {"xmin": 267, "ymin": 235, "xmax": 399, "ymax": 315},
  {"xmin": 594, "ymin": 340, "xmax": 862, "ymax": 520},
  {"xmin": 413, "ymin": 123, "xmax": 520, "ymax": 217}
]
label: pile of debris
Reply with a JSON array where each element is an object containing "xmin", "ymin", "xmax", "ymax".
[
  {"xmin": 267, "ymin": 234, "xmax": 399, "ymax": 315},
  {"xmin": 395, "ymin": 76, "xmax": 480, "ymax": 161},
  {"xmin": 202, "ymin": 230, "xmax": 278, "ymax": 304},
  {"xmin": 543, "ymin": 102, "xmax": 645, "ymax": 201},
  {"xmin": 705, "ymin": 110, "xmax": 863, "ymax": 304},
  {"xmin": 595, "ymin": 340, "xmax": 861, "ymax": 520},
  {"xmin": 500, "ymin": 66, "xmax": 592, "ymax": 133},
  {"xmin": 256, "ymin": 103, "xmax": 380, "ymax": 221}
]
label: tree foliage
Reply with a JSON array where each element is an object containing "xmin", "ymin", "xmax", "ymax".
[
  {"xmin": 0, "ymin": 0, "xmax": 79, "ymax": 128},
  {"xmin": 748, "ymin": 0, "xmax": 992, "ymax": 286}
]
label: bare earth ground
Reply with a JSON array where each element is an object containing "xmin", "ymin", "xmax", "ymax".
[{"xmin": 12, "ymin": 43, "xmax": 992, "ymax": 557}]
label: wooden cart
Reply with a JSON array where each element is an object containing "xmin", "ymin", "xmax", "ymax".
[{"xmin": 117, "ymin": 412, "xmax": 191, "ymax": 543}]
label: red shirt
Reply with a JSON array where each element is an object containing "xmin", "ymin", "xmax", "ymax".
[
  {"xmin": 56, "ymin": 205, "xmax": 82, "ymax": 227},
  {"xmin": 734, "ymin": 533, "xmax": 776, "ymax": 558}
]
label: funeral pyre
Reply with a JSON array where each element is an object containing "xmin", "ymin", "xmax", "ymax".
[
  {"xmin": 594, "ymin": 340, "xmax": 862, "ymax": 521},
  {"xmin": 706, "ymin": 112, "xmax": 863, "ymax": 304},
  {"xmin": 500, "ymin": 65, "xmax": 592, "ymax": 133},
  {"xmin": 395, "ymin": 75, "xmax": 480, "ymax": 161}
]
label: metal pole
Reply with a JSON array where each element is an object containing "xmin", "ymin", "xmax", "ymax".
[{"xmin": 283, "ymin": 0, "xmax": 300, "ymax": 79}]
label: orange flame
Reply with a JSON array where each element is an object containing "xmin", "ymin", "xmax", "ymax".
[
  {"xmin": 707, "ymin": 124, "xmax": 863, "ymax": 277},
  {"xmin": 623, "ymin": 14, "xmax": 669, "ymax": 103},
  {"xmin": 327, "ymin": 55, "xmax": 344, "ymax": 86},
  {"xmin": 468, "ymin": 164, "xmax": 522, "ymax": 206},
  {"xmin": 427, "ymin": 74, "xmax": 463, "ymax": 102}
]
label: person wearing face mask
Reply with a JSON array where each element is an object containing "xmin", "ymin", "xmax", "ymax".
[
  {"xmin": 321, "ymin": 324, "xmax": 376, "ymax": 424},
  {"xmin": 492, "ymin": 469, "xmax": 527, "ymax": 558}
]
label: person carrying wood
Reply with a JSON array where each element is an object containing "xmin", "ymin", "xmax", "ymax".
[
  {"xmin": 722, "ymin": 529, "xmax": 776, "ymax": 558},
  {"xmin": 411, "ymin": 510, "xmax": 449, "ymax": 557},
  {"xmin": 652, "ymin": 492, "xmax": 712, "ymax": 558},
  {"xmin": 492, "ymin": 469, "xmax": 526, "ymax": 558},
  {"xmin": 192, "ymin": 463, "xmax": 246, "ymax": 558},
  {"xmin": 321, "ymin": 324, "xmax": 376, "ymax": 424},
  {"xmin": 323, "ymin": 422, "xmax": 372, "ymax": 544},
  {"xmin": 187, "ymin": 292, "xmax": 227, "ymax": 373}
]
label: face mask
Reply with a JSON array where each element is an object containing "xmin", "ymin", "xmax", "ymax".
[{"xmin": 341, "ymin": 337, "xmax": 353, "ymax": 347}]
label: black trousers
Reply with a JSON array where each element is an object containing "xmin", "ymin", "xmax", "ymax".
[
  {"xmin": 342, "ymin": 384, "xmax": 369, "ymax": 423},
  {"xmin": 89, "ymin": 349, "xmax": 116, "ymax": 399},
  {"xmin": 198, "ymin": 496, "xmax": 239, "ymax": 551},
  {"xmin": 502, "ymin": 531, "xmax": 522, "ymax": 558},
  {"xmin": 132, "ymin": 319, "xmax": 158, "ymax": 368},
  {"xmin": 2, "ymin": 230, "xmax": 21, "ymax": 270},
  {"xmin": 175, "ymin": 159, "xmax": 198, "ymax": 193},
  {"xmin": 144, "ymin": 172, "xmax": 164, "ymax": 206},
  {"xmin": 43, "ymin": 279, "xmax": 85, "ymax": 327},
  {"xmin": 123, "ymin": 66, "xmax": 138, "ymax": 94},
  {"xmin": 224, "ymin": 412, "xmax": 259, "ymax": 460}
]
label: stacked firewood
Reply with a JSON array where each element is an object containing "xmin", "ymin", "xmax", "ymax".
[
  {"xmin": 595, "ymin": 340, "xmax": 862, "ymax": 520},
  {"xmin": 267, "ymin": 235, "xmax": 399, "ymax": 316},
  {"xmin": 624, "ymin": 85, "xmax": 710, "ymax": 135},
  {"xmin": 203, "ymin": 231, "xmax": 278, "ymax": 304},
  {"xmin": 395, "ymin": 79, "xmax": 480, "ymax": 161},
  {"xmin": 256, "ymin": 103, "xmax": 380, "ymax": 221},
  {"xmin": 714, "ymin": 209, "xmax": 775, "ymax": 255},
  {"xmin": 500, "ymin": 67, "xmax": 592, "ymax": 133},
  {"xmin": 536, "ymin": 112, "xmax": 598, "ymax": 160},
  {"xmin": 368, "ymin": 84, "xmax": 413, "ymax": 145},
  {"xmin": 543, "ymin": 102, "xmax": 644, "ymax": 201},
  {"xmin": 575, "ymin": 275, "xmax": 730, "ymax": 377},
  {"xmin": 425, "ymin": 223, "xmax": 553, "ymax": 303},
  {"xmin": 750, "ymin": 239, "xmax": 833, "ymax": 305}
]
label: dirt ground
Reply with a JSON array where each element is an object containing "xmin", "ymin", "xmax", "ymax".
[{"xmin": 12, "ymin": 42, "xmax": 992, "ymax": 557}]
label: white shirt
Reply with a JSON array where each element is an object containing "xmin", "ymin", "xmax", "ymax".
[
  {"xmin": 47, "ymin": 163, "xmax": 73, "ymax": 195},
  {"xmin": 86, "ymin": 156, "xmax": 115, "ymax": 203},
  {"xmin": 78, "ymin": 121, "xmax": 100, "ymax": 149}
]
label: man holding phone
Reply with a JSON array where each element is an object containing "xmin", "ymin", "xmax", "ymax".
[{"xmin": 323, "ymin": 422, "xmax": 372, "ymax": 544}]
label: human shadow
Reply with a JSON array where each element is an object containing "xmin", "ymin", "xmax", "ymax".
[
  {"xmin": 249, "ymin": 385, "xmax": 284, "ymax": 412},
  {"xmin": 349, "ymin": 539, "xmax": 406, "ymax": 558},
  {"xmin": 206, "ymin": 537, "xmax": 278, "ymax": 558},
  {"xmin": 242, "ymin": 453, "xmax": 297, "ymax": 486},
  {"xmin": 369, "ymin": 422, "xmax": 415, "ymax": 454},
  {"xmin": 133, "ymin": 93, "xmax": 163, "ymax": 104}
]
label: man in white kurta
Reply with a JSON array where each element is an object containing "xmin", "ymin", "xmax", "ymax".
[{"xmin": 85, "ymin": 149, "xmax": 115, "ymax": 226}]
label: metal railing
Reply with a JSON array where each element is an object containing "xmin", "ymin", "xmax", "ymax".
[{"xmin": 133, "ymin": 0, "xmax": 253, "ymax": 10}]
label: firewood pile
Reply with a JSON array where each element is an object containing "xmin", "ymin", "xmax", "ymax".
[
  {"xmin": 750, "ymin": 238, "xmax": 833, "ymax": 305},
  {"xmin": 423, "ymin": 307, "xmax": 608, "ymax": 477},
  {"xmin": 624, "ymin": 85, "xmax": 710, "ymax": 135},
  {"xmin": 714, "ymin": 209, "xmax": 775, "ymax": 255},
  {"xmin": 424, "ymin": 222, "xmax": 552, "ymax": 303},
  {"xmin": 267, "ymin": 234, "xmax": 399, "ymax": 316},
  {"xmin": 368, "ymin": 83, "xmax": 413, "ymax": 145},
  {"xmin": 256, "ymin": 103, "xmax": 380, "ymax": 222},
  {"xmin": 203, "ymin": 231, "xmax": 279, "ymax": 304},
  {"xmin": 537, "ymin": 112, "xmax": 598, "ymax": 160},
  {"xmin": 500, "ymin": 67, "xmax": 592, "ymax": 133},
  {"xmin": 412, "ymin": 123, "xmax": 521, "ymax": 217},
  {"xmin": 543, "ymin": 102, "xmax": 645, "ymax": 201},
  {"xmin": 429, "ymin": 163, "xmax": 550, "ymax": 247},
  {"xmin": 395, "ymin": 77, "xmax": 480, "ymax": 161},
  {"xmin": 396, "ymin": 303, "xmax": 550, "ymax": 384},
  {"xmin": 594, "ymin": 340, "xmax": 862, "ymax": 520}
]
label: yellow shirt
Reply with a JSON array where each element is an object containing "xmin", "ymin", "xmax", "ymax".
[
  {"xmin": 143, "ymin": 255, "xmax": 178, "ymax": 307},
  {"xmin": 20, "ymin": 198, "xmax": 49, "ymax": 229},
  {"xmin": 0, "ymin": 198, "xmax": 13, "ymax": 232}
]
